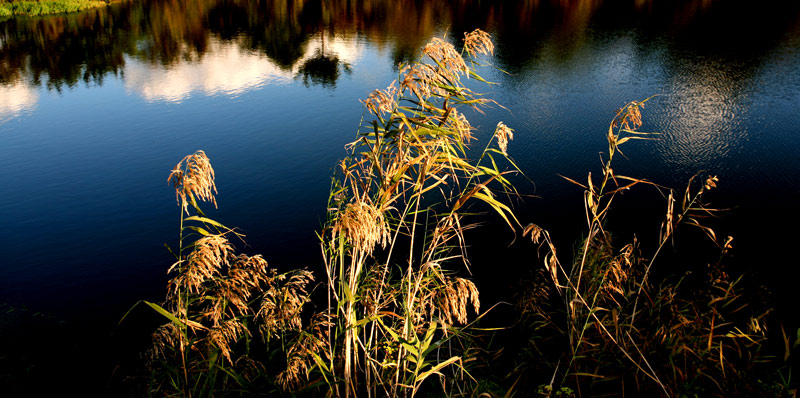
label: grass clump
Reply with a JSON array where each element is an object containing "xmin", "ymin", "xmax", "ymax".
[
  {"xmin": 508, "ymin": 100, "xmax": 793, "ymax": 397},
  {"xmin": 317, "ymin": 29, "xmax": 518, "ymax": 397},
  {"xmin": 123, "ymin": 150, "xmax": 321, "ymax": 396},
  {"xmin": 0, "ymin": 0, "xmax": 113, "ymax": 17},
  {"xmin": 124, "ymin": 30, "xmax": 795, "ymax": 397},
  {"xmin": 129, "ymin": 30, "xmax": 527, "ymax": 397}
]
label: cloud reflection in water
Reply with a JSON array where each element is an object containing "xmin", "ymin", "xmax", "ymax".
[
  {"xmin": 0, "ymin": 81, "xmax": 38, "ymax": 119},
  {"xmin": 123, "ymin": 34, "xmax": 362, "ymax": 103}
]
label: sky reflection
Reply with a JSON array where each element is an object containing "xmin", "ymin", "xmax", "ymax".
[
  {"xmin": 657, "ymin": 64, "xmax": 748, "ymax": 170},
  {"xmin": 123, "ymin": 33, "xmax": 362, "ymax": 102},
  {"xmin": 0, "ymin": 80, "xmax": 37, "ymax": 119},
  {"xmin": 1, "ymin": 0, "xmax": 799, "ymax": 349}
]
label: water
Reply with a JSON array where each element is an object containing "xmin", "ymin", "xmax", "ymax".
[{"xmin": 1, "ymin": 0, "xmax": 799, "ymax": 392}]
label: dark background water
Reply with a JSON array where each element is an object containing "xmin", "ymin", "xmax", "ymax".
[{"xmin": 1, "ymin": 0, "xmax": 799, "ymax": 393}]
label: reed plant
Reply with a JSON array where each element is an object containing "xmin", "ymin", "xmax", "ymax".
[
  {"xmin": 123, "ymin": 150, "xmax": 322, "ymax": 397},
  {"xmin": 127, "ymin": 30, "xmax": 793, "ymax": 398},
  {"xmin": 129, "ymin": 30, "xmax": 526, "ymax": 397},
  {"xmin": 511, "ymin": 101, "xmax": 789, "ymax": 397},
  {"xmin": 314, "ymin": 29, "xmax": 523, "ymax": 397}
]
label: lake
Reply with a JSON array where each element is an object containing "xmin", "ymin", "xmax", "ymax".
[{"xmin": 1, "ymin": 0, "xmax": 799, "ymax": 393}]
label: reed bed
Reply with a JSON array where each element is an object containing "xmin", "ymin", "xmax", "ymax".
[
  {"xmin": 127, "ymin": 31, "xmax": 795, "ymax": 397},
  {"xmin": 318, "ymin": 28, "xmax": 520, "ymax": 398},
  {"xmin": 506, "ymin": 100, "xmax": 794, "ymax": 397}
]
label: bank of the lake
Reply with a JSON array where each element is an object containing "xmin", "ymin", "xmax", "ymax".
[{"xmin": 0, "ymin": 0, "xmax": 114, "ymax": 17}]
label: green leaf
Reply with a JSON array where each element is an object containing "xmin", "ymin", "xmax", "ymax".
[
  {"xmin": 184, "ymin": 216, "xmax": 228, "ymax": 230},
  {"xmin": 164, "ymin": 242, "xmax": 179, "ymax": 260},
  {"xmin": 415, "ymin": 356, "xmax": 461, "ymax": 384},
  {"xmin": 183, "ymin": 225, "xmax": 211, "ymax": 236},
  {"xmin": 119, "ymin": 300, "xmax": 184, "ymax": 331},
  {"xmin": 143, "ymin": 300, "xmax": 186, "ymax": 329}
]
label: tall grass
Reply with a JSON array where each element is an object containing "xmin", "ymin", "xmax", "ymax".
[
  {"xmin": 127, "ymin": 31, "xmax": 794, "ymax": 397},
  {"xmin": 317, "ymin": 29, "xmax": 521, "ymax": 397},
  {"xmin": 121, "ymin": 150, "xmax": 320, "ymax": 396},
  {"xmin": 128, "ymin": 30, "xmax": 526, "ymax": 397},
  {"xmin": 509, "ymin": 100, "xmax": 792, "ymax": 397}
]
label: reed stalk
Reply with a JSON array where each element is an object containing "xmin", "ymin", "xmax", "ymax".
[
  {"xmin": 513, "ymin": 100, "xmax": 782, "ymax": 397},
  {"xmin": 318, "ymin": 29, "xmax": 521, "ymax": 397}
]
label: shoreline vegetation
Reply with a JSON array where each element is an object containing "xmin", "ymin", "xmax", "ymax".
[
  {"xmin": 0, "ymin": 0, "xmax": 117, "ymax": 17},
  {"xmin": 122, "ymin": 30, "xmax": 796, "ymax": 397}
]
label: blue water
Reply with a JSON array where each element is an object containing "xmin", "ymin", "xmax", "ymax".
[{"xmin": 0, "ymin": 0, "xmax": 799, "ymax": 391}]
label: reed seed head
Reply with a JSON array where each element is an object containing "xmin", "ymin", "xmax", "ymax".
[
  {"xmin": 704, "ymin": 175, "xmax": 719, "ymax": 190},
  {"xmin": 276, "ymin": 312, "xmax": 333, "ymax": 392},
  {"xmin": 150, "ymin": 322, "xmax": 181, "ymax": 360},
  {"xmin": 445, "ymin": 108, "xmax": 475, "ymax": 143},
  {"xmin": 463, "ymin": 29, "xmax": 494, "ymax": 57},
  {"xmin": 257, "ymin": 269, "xmax": 314, "ymax": 338},
  {"xmin": 523, "ymin": 223, "xmax": 544, "ymax": 244},
  {"xmin": 332, "ymin": 200, "xmax": 389, "ymax": 255},
  {"xmin": 207, "ymin": 255, "xmax": 268, "ymax": 325},
  {"xmin": 663, "ymin": 191, "xmax": 675, "ymax": 240},
  {"xmin": 495, "ymin": 122, "xmax": 514, "ymax": 155},
  {"xmin": 615, "ymin": 101, "xmax": 644, "ymax": 132},
  {"xmin": 423, "ymin": 37, "xmax": 469, "ymax": 80},
  {"xmin": 437, "ymin": 277, "xmax": 480, "ymax": 325},
  {"xmin": 363, "ymin": 81, "xmax": 398, "ymax": 115},
  {"xmin": 168, "ymin": 234, "xmax": 232, "ymax": 296},
  {"xmin": 208, "ymin": 319, "xmax": 249, "ymax": 364},
  {"xmin": 167, "ymin": 150, "xmax": 217, "ymax": 215},
  {"xmin": 399, "ymin": 63, "xmax": 441, "ymax": 99},
  {"xmin": 604, "ymin": 244, "xmax": 635, "ymax": 298}
]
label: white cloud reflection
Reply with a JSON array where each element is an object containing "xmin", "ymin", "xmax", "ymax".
[
  {"xmin": 124, "ymin": 34, "xmax": 362, "ymax": 103},
  {"xmin": 0, "ymin": 82, "xmax": 38, "ymax": 119}
]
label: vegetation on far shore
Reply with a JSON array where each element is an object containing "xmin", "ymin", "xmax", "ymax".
[
  {"xmin": 119, "ymin": 30, "xmax": 796, "ymax": 397},
  {"xmin": 0, "ymin": 0, "xmax": 116, "ymax": 17}
]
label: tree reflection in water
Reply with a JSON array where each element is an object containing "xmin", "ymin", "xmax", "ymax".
[{"xmin": 1, "ymin": 0, "xmax": 798, "ymax": 92}]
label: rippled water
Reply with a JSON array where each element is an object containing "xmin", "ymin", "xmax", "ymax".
[{"xmin": 1, "ymin": 0, "xmax": 799, "ymax": 392}]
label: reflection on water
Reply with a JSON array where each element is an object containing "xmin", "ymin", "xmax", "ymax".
[
  {"xmin": 2, "ymin": 0, "xmax": 798, "ymax": 97},
  {"xmin": 0, "ymin": 1, "xmax": 798, "ymax": 282},
  {"xmin": 1, "ymin": 0, "xmax": 798, "ymax": 302},
  {"xmin": 657, "ymin": 61, "xmax": 749, "ymax": 170},
  {"xmin": 0, "ymin": 80, "xmax": 37, "ymax": 118},
  {"xmin": 124, "ymin": 33, "xmax": 360, "ymax": 102},
  {"xmin": 1, "ymin": 2, "xmax": 800, "ymax": 392}
]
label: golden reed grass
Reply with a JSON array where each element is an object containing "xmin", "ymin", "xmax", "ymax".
[
  {"xmin": 141, "ymin": 150, "xmax": 322, "ymax": 397},
  {"xmin": 507, "ymin": 100, "xmax": 782, "ymax": 397},
  {"xmin": 319, "ymin": 29, "xmax": 523, "ymax": 398},
  {"xmin": 463, "ymin": 29, "xmax": 494, "ymax": 57},
  {"xmin": 168, "ymin": 150, "xmax": 217, "ymax": 215},
  {"xmin": 134, "ymin": 32, "xmax": 789, "ymax": 397}
]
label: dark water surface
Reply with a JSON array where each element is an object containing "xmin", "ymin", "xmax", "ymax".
[{"xmin": 1, "ymin": 0, "xmax": 799, "ymax": 392}]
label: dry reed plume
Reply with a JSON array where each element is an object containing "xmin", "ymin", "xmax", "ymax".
[
  {"xmin": 331, "ymin": 199, "xmax": 390, "ymax": 256},
  {"xmin": 168, "ymin": 150, "xmax": 217, "ymax": 214},
  {"xmin": 128, "ymin": 33, "xmax": 791, "ymax": 398},
  {"xmin": 508, "ymin": 99, "xmax": 781, "ymax": 397},
  {"xmin": 495, "ymin": 122, "xmax": 514, "ymax": 156},
  {"xmin": 464, "ymin": 29, "xmax": 494, "ymax": 57},
  {"xmin": 133, "ymin": 150, "xmax": 320, "ymax": 397},
  {"xmin": 318, "ymin": 29, "xmax": 522, "ymax": 398}
]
